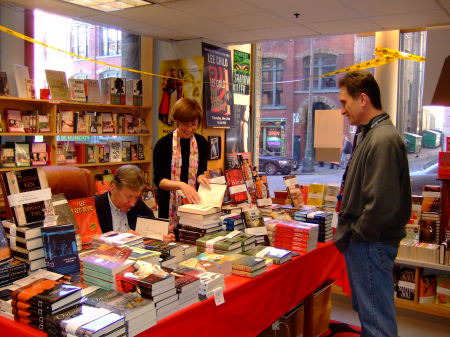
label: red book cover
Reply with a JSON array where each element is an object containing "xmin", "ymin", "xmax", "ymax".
[
  {"xmin": 68, "ymin": 197, "xmax": 102, "ymax": 245},
  {"xmin": 225, "ymin": 168, "xmax": 248, "ymax": 203}
]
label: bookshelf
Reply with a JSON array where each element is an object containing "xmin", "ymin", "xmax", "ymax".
[{"xmin": 0, "ymin": 96, "xmax": 152, "ymax": 174}]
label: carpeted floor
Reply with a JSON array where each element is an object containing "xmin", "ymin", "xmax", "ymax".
[{"xmin": 319, "ymin": 320, "xmax": 361, "ymax": 337}]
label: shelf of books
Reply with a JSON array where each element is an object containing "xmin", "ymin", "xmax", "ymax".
[
  {"xmin": 0, "ymin": 95, "xmax": 152, "ymax": 174},
  {"xmin": 396, "ymin": 258, "xmax": 450, "ymax": 273}
]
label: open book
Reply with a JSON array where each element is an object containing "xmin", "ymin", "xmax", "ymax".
[{"xmin": 178, "ymin": 184, "xmax": 227, "ymax": 215}]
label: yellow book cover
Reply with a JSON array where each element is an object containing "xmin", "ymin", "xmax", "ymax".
[{"xmin": 306, "ymin": 183, "xmax": 325, "ymax": 206}]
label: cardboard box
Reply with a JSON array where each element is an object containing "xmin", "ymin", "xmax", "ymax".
[
  {"xmin": 258, "ymin": 302, "xmax": 304, "ymax": 337},
  {"xmin": 304, "ymin": 280, "xmax": 334, "ymax": 337},
  {"xmin": 315, "ymin": 148, "xmax": 341, "ymax": 163}
]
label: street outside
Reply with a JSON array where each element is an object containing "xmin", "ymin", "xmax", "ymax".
[{"xmin": 265, "ymin": 146, "xmax": 441, "ymax": 195}]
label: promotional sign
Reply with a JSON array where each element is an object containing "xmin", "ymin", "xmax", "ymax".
[
  {"xmin": 202, "ymin": 43, "xmax": 234, "ymax": 127},
  {"xmin": 233, "ymin": 50, "xmax": 250, "ymax": 95}
]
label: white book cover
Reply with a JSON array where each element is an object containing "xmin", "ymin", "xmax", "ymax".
[
  {"xmin": 68, "ymin": 78, "xmax": 86, "ymax": 102},
  {"xmin": 45, "ymin": 69, "xmax": 70, "ymax": 100},
  {"xmin": 109, "ymin": 141, "xmax": 122, "ymax": 162},
  {"xmin": 84, "ymin": 79, "xmax": 101, "ymax": 103},
  {"xmin": 13, "ymin": 64, "xmax": 30, "ymax": 98}
]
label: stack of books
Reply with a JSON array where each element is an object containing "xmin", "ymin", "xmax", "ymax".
[
  {"xmin": 176, "ymin": 267, "xmax": 224, "ymax": 300},
  {"xmin": 179, "ymin": 252, "xmax": 233, "ymax": 276},
  {"xmin": 84, "ymin": 288, "xmax": 156, "ymax": 337},
  {"xmin": 221, "ymin": 214, "xmax": 244, "ymax": 231},
  {"xmin": 0, "ymin": 283, "xmax": 19, "ymax": 319},
  {"xmin": 48, "ymin": 304, "xmax": 125, "ymax": 337},
  {"xmin": 0, "ymin": 258, "xmax": 28, "ymax": 287},
  {"xmin": 164, "ymin": 267, "xmax": 200, "ymax": 310},
  {"xmin": 93, "ymin": 231, "xmax": 144, "ymax": 248},
  {"xmin": 116, "ymin": 261, "xmax": 177, "ymax": 321},
  {"xmin": 265, "ymin": 219, "xmax": 318, "ymax": 253},
  {"xmin": 397, "ymin": 239, "xmax": 440, "ymax": 264},
  {"xmin": 324, "ymin": 184, "xmax": 340, "ymax": 212},
  {"xmin": 227, "ymin": 254, "xmax": 266, "ymax": 278},
  {"xmin": 241, "ymin": 208, "xmax": 269, "ymax": 245},
  {"xmin": 11, "ymin": 278, "xmax": 82, "ymax": 331},
  {"xmin": 243, "ymin": 246, "xmax": 293, "ymax": 265},
  {"xmin": 143, "ymin": 238, "xmax": 185, "ymax": 265},
  {"xmin": 406, "ymin": 195, "xmax": 423, "ymax": 241},
  {"xmin": 196, "ymin": 231, "xmax": 256, "ymax": 254},
  {"xmin": 294, "ymin": 210, "xmax": 333, "ymax": 243},
  {"xmin": 421, "ymin": 186, "xmax": 441, "ymax": 243},
  {"xmin": 177, "ymin": 206, "xmax": 222, "ymax": 245},
  {"xmin": 3, "ymin": 219, "xmax": 46, "ymax": 271},
  {"xmin": 179, "ymin": 243, "xmax": 197, "ymax": 261},
  {"xmin": 124, "ymin": 245, "xmax": 161, "ymax": 265},
  {"xmin": 80, "ymin": 244, "xmax": 134, "ymax": 290}
]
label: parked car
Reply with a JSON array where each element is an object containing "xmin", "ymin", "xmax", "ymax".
[
  {"xmin": 258, "ymin": 149, "xmax": 298, "ymax": 175},
  {"xmin": 410, "ymin": 163, "xmax": 440, "ymax": 194}
]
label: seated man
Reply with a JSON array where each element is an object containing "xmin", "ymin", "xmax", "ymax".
[{"xmin": 95, "ymin": 165, "xmax": 175, "ymax": 242}]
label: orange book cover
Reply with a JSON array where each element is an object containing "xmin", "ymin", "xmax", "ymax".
[{"xmin": 68, "ymin": 197, "xmax": 102, "ymax": 245}]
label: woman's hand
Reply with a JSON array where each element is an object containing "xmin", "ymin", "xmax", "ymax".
[
  {"xmin": 197, "ymin": 174, "xmax": 210, "ymax": 190},
  {"xmin": 163, "ymin": 232, "xmax": 176, "ymax": 242},
  {"xmin": 180, "ymin": 182, "xmax": 200, "ymax": 204}
]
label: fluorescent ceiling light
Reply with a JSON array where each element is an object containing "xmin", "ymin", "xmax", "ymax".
[{"xmin": 60, "ymin": 0, "xmax": 154, "ymax": 12}]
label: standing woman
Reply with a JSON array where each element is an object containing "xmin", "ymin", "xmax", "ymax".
[{"xmin": 153, "ymin": 98, "xmax": 210, "ymax": 237}]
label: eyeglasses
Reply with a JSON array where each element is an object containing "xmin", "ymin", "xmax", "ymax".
[{"xmin": 178, "ymin": 121, "xmax": 198, "ymax": 129}]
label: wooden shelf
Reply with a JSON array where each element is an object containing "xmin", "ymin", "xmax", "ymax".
[
  {"xmin": 395, "ymin": 258, "xmax": 450, "ymax": 272},
  {"xmin": 332, "ymin": 285, "xmax": 450, "ymax": 319},
  {"xmin": 0, "ymin": 133, "xmax": 55, "ymax": 136},
  {"xmin": 56, "ymin": 160, "xmax": 151, "ymax": 168},
  {"xmin": 56, "ymin": 133, "xmax": 151, "ymax": 137}
]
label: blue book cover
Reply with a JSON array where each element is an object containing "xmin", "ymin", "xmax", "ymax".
[{"xmin": 41, "ymin": 224, "xmax": 80, "ymax": 275}]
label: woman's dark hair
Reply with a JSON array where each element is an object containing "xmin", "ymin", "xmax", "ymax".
[{"xmin": 338, "ymin": 71, "xmax": 382, "ymax": 110}]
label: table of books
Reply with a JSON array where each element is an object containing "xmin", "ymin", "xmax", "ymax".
[{"xmin": 0, "ymin": 242, "xmax": 348, "ymax": 337}]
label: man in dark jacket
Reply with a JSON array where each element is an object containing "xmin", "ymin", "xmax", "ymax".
[
  {"xmin": 334, "ymin": 71, "xmax": 411, "ymax": 337},
  {"xmin": 95, "ymin": 165, "xmax": 175, "ymax": 241}
]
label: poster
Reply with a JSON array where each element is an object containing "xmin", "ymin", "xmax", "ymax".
[
  {"xmin": 202, "ymin": 43, "xmax": 234, "ymax": 127},
  {"xmin": 233, "ymin": 50, "xmax": 250, "ymax": 95},
  {"xmin": 226, "ymin": 104, "xmax": 250, "ymax": 154},
  {"xmin": 157, "ymin": 57, "xmax": 204, "ymax": 139}
]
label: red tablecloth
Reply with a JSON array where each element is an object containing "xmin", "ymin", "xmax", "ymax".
[{"xmin": 0, "ymin": 242, "xmax": 349, "ymax": 337}]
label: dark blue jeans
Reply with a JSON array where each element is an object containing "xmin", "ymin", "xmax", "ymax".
[{"xmin": 344, "ymin": 241, "xmax": 398, "ymax": 337}]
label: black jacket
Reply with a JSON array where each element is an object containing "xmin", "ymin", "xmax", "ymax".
[{"xmin": 94, "ymin": 192, "xmax": 155, "ymax": 233}]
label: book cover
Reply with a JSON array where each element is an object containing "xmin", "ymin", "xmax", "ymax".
[
  {"xmin": 0, "ymin": 147, "xmax": 16, "ymax": 168},
  {"xmin": 101, "ymin": 112, "xmax": 114, "ymax": 133},
  {"xmin": 31, "ymin": 142, "xmax": 48, "ymax": 166},
  {"xmin": 98, "ymin": 144, "xmax": 110, "ymax": 163},
  {"xmin": 0, "ymin": 223, "xmax": 11, "ymax": 264},
  {"xmin": 109, "ymin": 141, "xmax": 122, "ymax": 162},
  {"xmin": 419, "ymin": 271, "xmax": 436, "ymax": 304},
  {"xmin": 131, "ymin": 143, "xmax": 138, "ymax": 161},
  {"xmin": 13, "ymin": 64, "xmax": 30, "ymax": 98},
  {"xmin": 307, "ymin": 183, "xmax": 325, "ymax": 206},
  {"xmin": 68, "ymin": 79, "xmax": 86, "ymax": 102},
  {"xmin": 41, "ymin": 224, "xmax": 80, "ymax": 275},
  {"xmin": 242, "ymin": 208, "xmax": 268, "ymax": 235},
  {"xmin": 24, "ymin": 78, "xmax": 36, "ymax": 99},
  {"xmin": 126, "ymin": 79, "xmax": 142, "ymax": 106},
  {"xmin": 283, "ymin": 175, "xmax": 304, "ymax": 207},
  {"xmin": 0, "ymin": 71, "xmax": 9, "ymax": 96},
  {"xmin": 137, "ymin": 144, "xmax": 145, "ymax": 160},
  {"xmin": 60, "ymin": 110, "xmax": 74, "ymax": 133},
  {"xmin": 396, "ymin": 266, "xmax": 416, "ymax": 301},
  {"xmin": 80, "ymin": 244, "xmax": 132, "ymax": 275},
  {"xmin": 37, "ymin": 114, "xmax": 51, "ymax": 133},
  {"xmin": 224, "ymin": 168, "xmax": 248, "ymax": 203},
  {"xmin": 22, "ymin": 111, "xmax": 37, "ymax": 133},
  {"xmin": 84, "ymin": 79, "xmax": 101, "ymax": 103},
  {"xmin": 5, "ymin": 109, "xmax": 24, "ymax": 133},
  {"xmin": 121, "ymin": 141, "xmax": 131, "ymax": 162},
  {"xmin": 68, "ymin": 197, "xmax": 102, "ymax": 246},
  {"xmin": 14, "ymin": 143, "xmax": 30, "ymax": 167},
  {"xmin": 45, "ymin": 69, "xmax": 70, "ymax": 101},
  {"xmin": 75, "ymin": 311, "xmax": 124, "ymax": 337},
  {"xmin": 86, "ymin": 144, "xmax": 96, "ymax": 164}
]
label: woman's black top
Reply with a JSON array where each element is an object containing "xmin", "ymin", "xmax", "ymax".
[{"xmin": 153, "ymin": 132, "xmax": 208, "ymax": 219}]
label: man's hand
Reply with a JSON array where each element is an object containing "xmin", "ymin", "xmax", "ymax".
[
  {"xmin": 163, "ymin": 232, "xmax": 176, "ymax": 242},
  {"xmin": 197, "ymin": 174, "xmax": 210, "ymax": 190},
  {"xmin": 180, "ymin": 182, "xmax": 200, "ymax": 204}
]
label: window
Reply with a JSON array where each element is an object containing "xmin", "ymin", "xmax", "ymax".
[
  {"xmin": 99, "ymin": 70, "xmax": 121, "ymax": 79},
  {"xmin": 70, "ymin": 23, "xmax": 88, "ymax": 58},
  {"xmin": 100, "ymin": 27, "xmax": 121, "ymax": 56},
  {"xmin": 262, "ymin": 58, "xmax": 284, "ymax": 107},
  {"xmin": 303, "ymin": 54, "xmax": 337, "ymax": 91}
]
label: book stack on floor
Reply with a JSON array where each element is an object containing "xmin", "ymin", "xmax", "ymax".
[
  {"xmin": 221, "ymin": 214, "xmax": 244, "ymax": 231},
  {"xmin": 3, "ymin": 220, "xmax": 46, "ymax": 271},
  {"xmin": 421, "ymin": 185, "xmax": 441, "ymax": 243},
  {"xmin": 265, "ymin": 219, "xmax": 318, "ymax": 253},
  {"xmin": 294, "ymin": 210, "xmax": 333, "ymax": 243},
  {"xmin": 93, "ymin": 231, "xmax": 144, "ymax": 248},
  {"xmin": 176, "ymin": 267, "xmax": 225, "ymax": 300},
  {"xmin": 80, "ymin": 244, "xmax": 134, "ymax": 290},
  {"xmin": 11, "ymin": 278, "xmax": 83, "ymax": 332},
  {"xmin": 115, "ymin": 261, "xmax": 177, "ymax": 321},
  {"xmin": 243, "ymin": 246, "xmax": 293, "ymax": 265},
  {"xmin": 179, "ymin": 252, "xmax": 233, "ymax": 276},
  {"xmin": 46, "ymin": 304, "xmax": 126, "ymax": 337},
  {"xmin": 324, "ymin": 184, "xmax": 340, "ymax": 212},
  {"xmin": 177, "ymin": 205, "xmax": 222, "ymax": 245},
  {"xmin": 164, "ymin": 267, "xmax": 200, "ymax": 310},
  {"xmin": 227, "ymin": 254, "xmax": 266, "ymax": 278},
  {"xmin": 143, "ymin": 238, "xmax": 185, "ymax": 266},
  {"xmin": 84, "ymin": 288, "xmax": 156, "ymax": 337}
]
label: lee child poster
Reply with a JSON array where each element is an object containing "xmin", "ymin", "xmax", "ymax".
[
  {"xmin": 202, "ymin": 43, "xmax": 234, "ymax": 127},
  {"xmin": 233, "ymin": 50, "xmax": 250, "ymax": 95},
  {"xmin": 157, "ymin": 57, "xmax": 203, "ymax": 139}
]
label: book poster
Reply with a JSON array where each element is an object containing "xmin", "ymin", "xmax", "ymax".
[
  {"xmin": 226, "ymin": 104, "xmax": 250, "ymax": 154},
  {"xmin": 202, "ymin": 43, "xmax": 234, "ymax": 127},
  {"xmin": 157, "ymin": 57, "xmax": 204, "ymax": 139},
  {"xmin": 233, "ymin": 50, "xmax": 250, "ymax": 95}
]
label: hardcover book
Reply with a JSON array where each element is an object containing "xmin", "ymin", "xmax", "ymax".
[
  {"xmin": 225, "ymin": 168, "xmax": 248, "ymax": 203},
  {"xmin": 37, "ymin": 114, "xmax": 51, "ymax": 133},
  {"xmin": 45, "ymin": 69, "xmax": 70, "ymax": 101},
  {"xmin": 283, "ymin": 175, "xmax": 304, "ymax": 207},
  {"xmin": 60, "ymin": 110, "xmax": 75, "ymax": 133},
  {"xmin": 41, "ymin": 224, "xmax": 80, "ymax": 275},
  {"xmin": 396, "ymin": 266, "xmax": 416, "ymax": 301},
  {"xmin": 84, "ymin": 79, "xmax": 101, "ymax": 103},
  {"xmin": 109, "ymin": 141, "xmax": 122, "ymax": 162},
  {"xmin": 68, "ymin": 79, "xmax": 86, "ymax": 102},
  {"xmin": 22, "ymin": 111, "xmax": 37, "ymax": 133},
  {"xmin": 0, "ymin": 147, "xmax": 15, "ymax": 168},
  {"xmin": 80, "ymin": 244, "xmax": 133, "ymax": 275},
  {"xmin": 101, "ymin": 112, "xmax": 114, "ymax": 133},
  {"xmin": 68, "ymin": 197, "xmax": 102, "ymax": 246},
  {"xmin": 137, "ymin": 144, "xmax": 145, "ymax": 160},
  {"xmin": 121, "ymin": 141, "xmax": 131, "ymax": 162},
  {"xmin": 14, "ymin": 142, "xmax": 31, "ymax": 167},
  {"xmin": 25, "ymin": 78, "xmax": 36, "ymax": 99},
  {"xmin": 0, "ymin": 71, "xmax": 8, "ymax": 96},
  {"xmin": 3, "ymin": 167, "xmax": 53, "ymax": 226},
  {"xmin": 2, "ymin": 220, "xmax": 42, "ymax": 240},
  {"xmin": 13, "ymin": 64, "xmax": 30, "ymax": 98},
  {"xmin": 31, "ymin": 142, "xmax": 48, "ymax": 166},
  {"xmin": 101, "ymin": 77, "xmax": 126, "ymax": 105}
]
